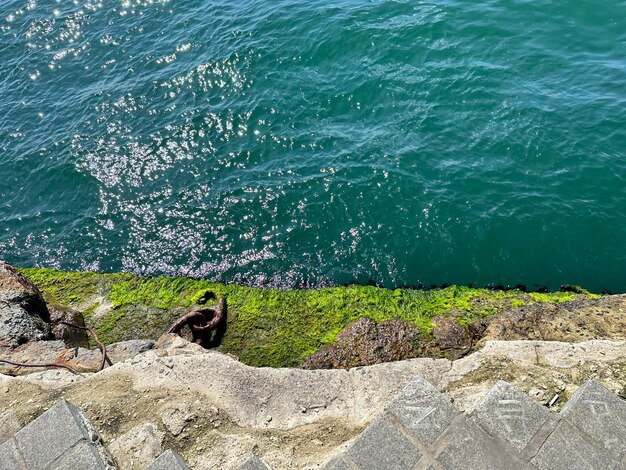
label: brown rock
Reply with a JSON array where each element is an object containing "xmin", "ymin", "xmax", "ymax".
[
  {"xmin": 155, "ymin": 332, "xmax": 192, "ymax": 351},
  {"xmin": 302, "ymin": 317, "xmax": 424, "ymax": 369},
  {"xmin": 475, "ymin": 295, "xmax": 626, "ymax": 347},
  {"xmin": 431, "ymin": 316, "xmax": 471, "ymax": 350},
  {"xmin": 49, "ymin": 306, "xmax": 89, "ymax": 348},
  {"xmin": 0, "ymin": 338, "xmax": 154, "ymax": 375}
]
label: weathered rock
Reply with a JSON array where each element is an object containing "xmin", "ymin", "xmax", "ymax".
[
  {"xmin": 2, "ymin": 340, "xmax": 626, "ymax": 469},
  {"xmin": 476, "ymin": 294, "xmax": 626, "ymax": 347},
  {"xmin": 438, "ymin": 339, "xmax": 626, "ymax": 417},
  {"xmin": 0, "ymin": 338, "xmax": 154, "ymax": 375},
  {"xmin": 432, "ymin": 316, "xmax": 472, "ymax": 359},
  {"xmin": 108, "ymin": 423, "xmax": 164, "ymax": 470},
  {"xmin": 155, "ymin": 332, "xmax": 194, "ymax": 351},
  {"xmin": 0, "ymin": 262, "xmax": 51, "ymax": 347},
  {"xmin": 0, "ymin": 339, "xmax": 67, "ymax": 375},
  {"xmin": 154, "ymin": 333, "xmax": 206, "ymax": 356},
  {"xmin": 107, "ymin": 339, "xmax": 155, "ymax": 361},
  {"xmin": 160, "ymin": 402, "xmax": 196, "ymax": 436},
  {"xmin": 302, "ymin": 317, "xmax": 424, "ymax": 368},
  {"xmin": 49, "ymin": 306, "xmax": 89, "ymax": 348},
  {"xmin": 0, "ymin": 409, "xmax": 22, "ymax": 445}
]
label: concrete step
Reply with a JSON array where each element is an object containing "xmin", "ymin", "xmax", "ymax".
[
  {"xmin": 325, "ymin": 377, "xmax": 626, "ymax": 470},
  {"xmin": 2, "ymin": 378, "xmax": 625, "ymax": 469},
  {"xmin": 0, "ymin": 400, "xmax": 115, "ymax": 470},
  {"xmin": 147, "ymin": 449, "xmax": 190, "ymax": 470}
]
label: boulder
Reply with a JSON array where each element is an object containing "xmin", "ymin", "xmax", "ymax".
[
  {"xmin": 0, "ymin": 262, "xmax": 51, "ymax": 347},
  {"xmin": 302, "ymin": 317, "xmax": 423, "ymax": 369},
  {"xmin": 108, "ymin": 423, "xmax": 164, "ymax": 469},
  {"xmin": 49, "ymin": 306, "xmax": 89, "ymax": 348},
  {"xmin": 431, "ymin": 316, "xmax": 472, "ymax": 359},
  {"xmin": 0, "ymin": 339, "xmax": 155, "ymax": 375}
]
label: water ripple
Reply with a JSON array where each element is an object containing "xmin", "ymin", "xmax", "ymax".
[{"xmin": 1, "ymin": 0, "xmax": 625, "ymax": 291}]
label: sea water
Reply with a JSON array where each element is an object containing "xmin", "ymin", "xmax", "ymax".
[{"xmin": 1, "ymin": 0, "xmax": 625, "ymax": 291}]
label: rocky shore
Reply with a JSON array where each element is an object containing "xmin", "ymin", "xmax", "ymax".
[
  {"xmin": 6, "ymin": 264, "xmax": 622, "ymax": 370},
  {"xmin": 2, "ymin": 261, "xmax": 626, "ymax": 468}
]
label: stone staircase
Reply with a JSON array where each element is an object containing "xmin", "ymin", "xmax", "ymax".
[
  {"xmin": 327, "ymin": 378, "xmax": 626, "ymax": 470},
  {"xmin": 1, "ymin": 378, "xmax": 625, "ymax": 469}
]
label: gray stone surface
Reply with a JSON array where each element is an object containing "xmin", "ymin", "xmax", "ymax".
[
  {"xmin": 471, "ymin": 380, "xmax": 551, "ymax": 453},
  {"xmin": 385, "ymin": 375, "xmax": 459, "ymax": 446},
  {"xmin": 238, "ymin": 454, "xmax": 271, "ymax": 470},
  {"xmin": 0, "ymin": 438, "xmax": 25, "ymax": 470},
  {"xmin": 5, "ymin": 399, "xmax": 113, "ymax": 470},
  {"xmin": 13, "ymin": 400, "xmax": 91, "ymax": 469},
  {"xmin": 3, "ymin": 374, "xmax": 626, "ymax": 470},
  {"xmin": 0, "ymin": 409, "xmax": 22, "ymax": 445},
  {"xmin": 346, "ymin": 414, "xmax": 422, "ymax": 470},
  {"xmin": 52, "ymin": 441, "xmax": 108, "ymax": 470},
  {"xmin": 323, "ymin": 455, "xmax": 351, "ymax": 470},
  {"xmin": 531, "ymin": 419, "xmax": 621, "ymax": 470},
  {"xmin": 147, "ymin": 449, "xmax": 190, "ymax": 470},
  {"xmin": 325, "ymin": 378, "xmax": 626, "ymax": 470},
  {"xmin": 435, "ymin": 419, "xmax": 526, "ymax": 470},
  {"xmin": 561, "ymin": 380, "xmax": 626, "ymax": 460},
  {"xmin": 106, "ymin": 339, "xmax": 155, "ymax": 361}
]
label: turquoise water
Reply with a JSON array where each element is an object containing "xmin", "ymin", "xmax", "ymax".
[{"xmin": 1, "ymin": 0, "xmax": 625, "ymax": 291}]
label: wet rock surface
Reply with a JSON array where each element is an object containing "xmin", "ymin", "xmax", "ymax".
[
  {"xmin": 304, "ymin": 294, "xmax": 626, "ymax": 368},
  {"xmin": 431, "ymin": 316, "xmax": 473, "ymax": 359},
  {"xmin": 302, "ymin": 317, "xmax": 425, "ymax": 369}
]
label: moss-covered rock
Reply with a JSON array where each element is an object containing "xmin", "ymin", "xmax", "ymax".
[
  {"xmin": 302, "ymin": 317, "xmax": 426, "ymax": 368},
  {"xmin": 18, "ymin": 268, "xmax": 599, "ymax": 367}
]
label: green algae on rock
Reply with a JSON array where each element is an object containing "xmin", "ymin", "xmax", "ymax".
[{"xmin": 18, "ymin": 268, "xmax": 599, "ymax": 368}]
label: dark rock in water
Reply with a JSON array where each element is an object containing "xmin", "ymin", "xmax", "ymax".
[
  {"xmin": 302, "ymin": 317, "xmax": 424, "ymax": 369},
  {"xmin": 49, "ymin": 306, "xmax": 89, "ymax": 348},
  {"xmin": 559, "ymin": 284, "xmax": 586, "ymax": 294},
  {"xmin": 0, "ymin": 261, "xmax": 51, "ymax": 347}
]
